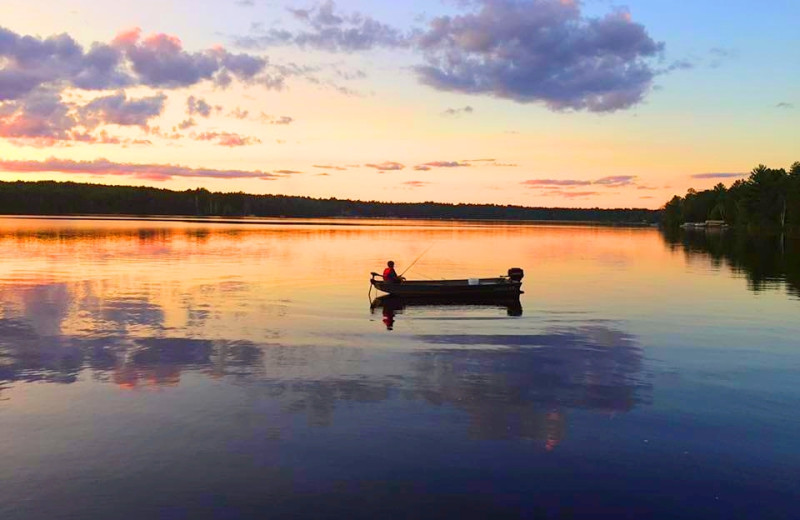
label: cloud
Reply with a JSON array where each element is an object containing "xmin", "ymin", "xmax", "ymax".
[
  {"xmin": 522, "ymin": 179, "xmax": 593, "ymax": 187},
  {"xmin": 594, "ymin": 175, "xmax": 636, "ymax": 187},
  {"xmin": 403, "ymin": 181, "xmax": 430, "ymax": 188},
  {"xmin": 228, "ymin": 107, "xmax": 249, "ymax": 119},
  {"xmin": 0, "ymin": 27, "xmax": 130, "ymax": 100},
  {"xmin": 270, "ymin": 115, "xmax": 294, "ymax": 125},
  {"xmin": 417, "ymin": 161, "xmax": 471, "ymax": 168},
  {"xmin": 548, "ymin": 191, "xmax": 600, "ymax": 198},
  {"xmin": 776, "ymin": 102, "xmax": 794, "ymax": 110},
  {"xmin": 193, "ymin": 131, "xmax": 261, "ymax": 147},
  {"xmin": 69, "ymin": 130, "xmax": 153, "ymax": 146},
  {"xmin": 143, "ymin": 125, "xmax": 183, "ymax": 140},
  {"xmin": 464, "ymin": 158, "xmax": 495, "ymax": 162},
  {"xmin": 523, "ymin": 175, "xmax": 637, "ymax": 189},
  {"xmin": 413, "ymin": 165, "xmax": 431, "ymax": 171},
  {"xmin": 306, "ymin": 78, "xmax": 365, "ymax": 97},
  {"xmin": 0, "ymin": 89, "xmax": 77, "ymax": 144},
  {"xmin": 691, "ymin": 172, "xmax": 746, "ymax": 179},
  {"xmin": 177, "ymin": 118, "xmax": 196, "ymax": 130},
  {"xmin": 313, "ymin": 164, "xmax": 347, "ymax": 170},
  {"xmin": 0, "ymin": 157, "xmax": 287, "ymax": 181},
  {"xmin": 415, "ymin": 0, "xmax": 663, "ymax": 112},
  {"xmin": 237, "ymin": 0, "xmax": 409, "ymax": 52},
  {"xmin": 233, "ymin": 1, "xmax": 665, "ymax": 112},
  {"xmin": 0, "ymin": 26, "xmax": 285, "ymax": 145},
  {"xmin": 365, "ymin": 161, "xmax": 405, "ymax": 171},
  {"xmin": 112, "ymin": 28, "xmax": 268, "ymax": 88},
  {"xmin": 186, "ymin": 96, "xmax": 213, "ymax": 117},
  {"xmin": 80, "ymin": 91, "xmax": 166, "ymax": 127},
  {"xmin": 709, "ymin": 47, "xmax": 738, "ymax": 68},
  {"xmin": 442, "ymin": 105, "xmax": 474, "ymax": 117},
  {"xmin": 273, "ymin": 169, "xmax": 302, "ymax": 174},
  {"xmin": 660, "ymin": 59, "xmax": 694, "ymax": 73},
  {"xmin": 256, "ymin": 113, "xmax": 295, "ymax": 125},
  {"xmin": 0, "ymin": 89, "xmax": 167, "ymax": 145},
  {"xmin": 0, "ymin": 26, "xmax": 273, "ymax": 103}
]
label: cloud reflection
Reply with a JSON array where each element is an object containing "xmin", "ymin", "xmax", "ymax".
[{"xmin": 0, "ymin": 295, "xmax": 649, "ymax": 449}]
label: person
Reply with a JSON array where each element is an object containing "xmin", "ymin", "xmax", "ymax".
[{"xmin": 382, "ymin": 260, "xmax": 403, "ymax": 283}]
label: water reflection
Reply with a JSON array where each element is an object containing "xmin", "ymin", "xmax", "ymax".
[
  {"xmin": 371, "ymin": 295, "xmax": 523, "ymax": 330},
  {"xmin": 410, "ymin": 326, "xmax": 648, "ymax": 445},
  {"xmin": 1, "ymin": 292, "xmax": 648, "ymax": 449},
  {"xmin": 2, "ymin": 219, "xmax": 798, "ymax": 518},
  {"xmin": 0, "ymin": 219, "xmax": 655, "ymax": 452},
  {"xmin": 662, "ymin": 228, "xmax": 800, "ymax": 296},
  {"xmin": 0, "ymin": 317, "xmax": 264, "ymax": 388}
]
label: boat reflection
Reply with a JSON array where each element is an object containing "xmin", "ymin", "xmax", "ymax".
[{"xmin": 370, "ymin": 295, "xmax": 523, "ymax": 330}]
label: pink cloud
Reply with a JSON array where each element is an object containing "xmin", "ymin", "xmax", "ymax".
[
  {"xmin": 0, "ymin": 26, "xmax": 279, "ymax": 146},
  {"xmin": 594, "ymin": 175, "xmax": 636, "ymax": 187},
  {"xmin": 553, "ymin": 191, "xmax": 600, "ymax": 198},
  {"xmin": 193, "ymin": 131, "xmax": 261, "ymax": 147},
  {"xmin": 0, "ymin": 157, "xmax": 288, "ymax": 181},
  {"xmin": 418, "ymin": 161, "xmax": 471, "ymax": 168},
  {"xmin": 523, "ymin": 175, "xmax": 638, "ymax": 189},
  {"xmin": 365, "ymin": 161, "xmax": 405, "ymax": 171},
  {"xmin": 522, "ymin": 179, "xmax": 592, "ymax": 187}
]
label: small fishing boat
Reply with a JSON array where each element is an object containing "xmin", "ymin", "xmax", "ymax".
[{"xmin": 370, "ymin": 268, "xmax": 524, "ymax": 298}]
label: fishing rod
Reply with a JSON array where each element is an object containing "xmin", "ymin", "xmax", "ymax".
[{"xmin": 399, "ymin": 244, "xmax": 435, "ymax": 278}]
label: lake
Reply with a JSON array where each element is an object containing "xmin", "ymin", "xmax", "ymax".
[{"xmin": 0, "ymin": 217, "xmax": 797, "ymax": 519}]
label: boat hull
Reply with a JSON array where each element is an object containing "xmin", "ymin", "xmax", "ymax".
[{"xmin": 371, "ymin": 277, "xmax": 522, "ymax": 297}]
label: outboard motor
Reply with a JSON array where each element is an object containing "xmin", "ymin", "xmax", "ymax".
[{"xmin": 507, "ymin": 268, "xmax": 524, "ymax": 282}]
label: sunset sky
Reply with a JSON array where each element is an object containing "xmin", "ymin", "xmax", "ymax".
[{"xmin": 1, "ymin": 0, "xmax": 797, "ymax": 208}]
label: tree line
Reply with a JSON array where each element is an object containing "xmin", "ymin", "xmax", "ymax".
[
  {"xmin": 663, "ymin": 162, "xmax": 800, "ymax": 230},
  {"xmin": 0, "ymin": 180, "xmax": 659, "ymax": 223}
]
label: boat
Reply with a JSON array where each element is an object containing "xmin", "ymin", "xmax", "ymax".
[{"xmin": 370, "ymin": 268, "xmax": 524, "ymax": 298}]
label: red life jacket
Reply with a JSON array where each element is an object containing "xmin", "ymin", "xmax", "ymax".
[{"xmin": 383, "ymin": 267, "xmax": 398, "ymax": 281}]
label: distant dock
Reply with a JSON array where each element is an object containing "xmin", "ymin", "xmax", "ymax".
[{"xmin": 680, "ymin": 220, "xmax": 728, "ymax": 229}]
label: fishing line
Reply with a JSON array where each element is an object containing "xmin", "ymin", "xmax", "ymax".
[{"xmin": 399, "ymin": 243, "xmax": 435, "ymax": 278}]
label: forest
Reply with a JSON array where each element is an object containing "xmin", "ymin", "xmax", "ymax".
[
  {"xmin": 663, "ymin": 162, "xmax": 800, "ymax": 230},
  {"xmin": 0, "ymin": 180, "xmax": 659, "ymax": 224}
]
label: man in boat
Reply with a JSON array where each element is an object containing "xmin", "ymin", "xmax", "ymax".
[{"xmin": 382, "ymin": 261, "xmax": 404, "ymax": 283}]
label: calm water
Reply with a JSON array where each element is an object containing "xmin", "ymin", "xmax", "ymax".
[{"xmin": 0, "ymin": 218, "xmax": 798, "ymax": 519}]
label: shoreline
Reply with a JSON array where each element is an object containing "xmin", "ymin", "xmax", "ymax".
[{"xmin": 0, "ymin": 214, "xmax": 659, "ymax": 228}]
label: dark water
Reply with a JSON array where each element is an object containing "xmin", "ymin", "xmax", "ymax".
[{"xmin": 0, "ymin": 218, "xmax": 797, "ymax": 519}]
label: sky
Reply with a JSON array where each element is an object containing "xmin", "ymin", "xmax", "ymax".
[{"xmin": 0, "ymin": 0, "xmax": 797, "ymax": 209}]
